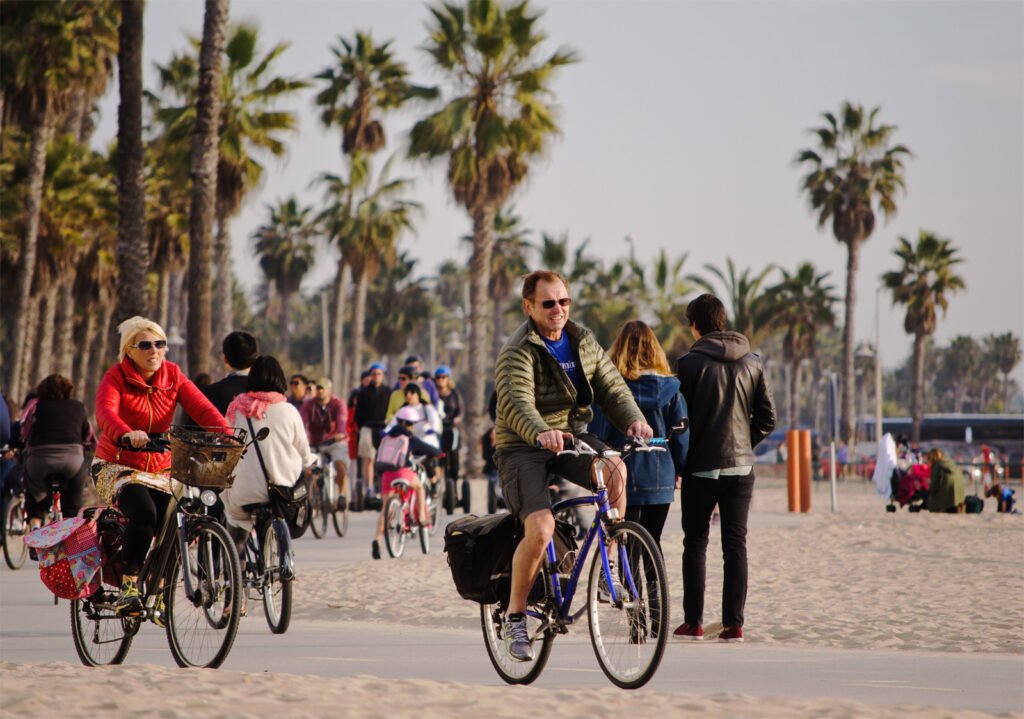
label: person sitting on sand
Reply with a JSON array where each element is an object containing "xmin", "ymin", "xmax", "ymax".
[{"xmin": 926, "ymin": 448, "xmax": 965, "ymax": 514}]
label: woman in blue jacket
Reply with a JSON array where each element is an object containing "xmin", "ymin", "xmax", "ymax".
[{"xmin": 590, "ymin": 321, "xmax": 688, "ymax": 552}]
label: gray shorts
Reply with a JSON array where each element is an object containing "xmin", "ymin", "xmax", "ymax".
[{"xmin": 494, "ymin": 434, "xmax": 608, "ymax": 518}]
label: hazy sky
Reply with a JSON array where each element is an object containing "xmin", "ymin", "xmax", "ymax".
[{"xmin": 94, "ymin": 0, "xmax": 1024, "ymax": 380}]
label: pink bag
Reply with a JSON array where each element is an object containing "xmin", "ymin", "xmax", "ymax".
[
  {"xmin": 375, "ymin": 433, "xmax": 411, "ymax": 472},
  {"xmin": 25, "ymin": 517, "xmax": 102, "ymax": 599}
]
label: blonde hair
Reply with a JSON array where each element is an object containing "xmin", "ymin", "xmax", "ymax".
[
  {"xmin": 118, "ymin": 316, "xmax": 167, "ymax": 359},
  {"xmin": 607, "ymin": 320, "xmax": 672, "ymax": 381}
]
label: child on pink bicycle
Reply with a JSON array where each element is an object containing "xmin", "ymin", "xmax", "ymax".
[{"xmin": 371, "ymin": 406, "xmax": 443, "ymax": 559}]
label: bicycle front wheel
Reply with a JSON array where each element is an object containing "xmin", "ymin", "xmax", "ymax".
[
  {"xmin": 71, "ymin": 587, "xmax": 134, "ymax": 666},
  {"xmin": 261, "ymin": 521, "xmax": 292, "ymax": 634},
  {"xmin": 382, "ymin": 496, "xmax": 406, "ymax": 558},
  {"xmin": 332, "ymin": 496, "xmax": 349, "ymax": 537},
  {"xmin": 480, "ymin": 601, "xmax": 554, "ymax": 685},
  {"xmin": 586, "ymin": 520, "xmax": 669, "ymax": 689},
  {"xmin": 3, "ymin": 494, "xmax": 28, "ymax": 570},
  {"xmin": 165, "ymin": 520, "xmax": 242, "ymax": 668},
  {"xmin": 309, "ymin": 482, "xmax": 328, "ymax": 539}
]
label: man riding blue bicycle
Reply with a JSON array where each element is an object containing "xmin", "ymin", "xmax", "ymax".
[{"xmin": 494, "ymin": 269, "xmax": 652, "ymax": 662}]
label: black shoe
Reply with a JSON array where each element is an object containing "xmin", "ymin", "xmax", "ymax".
[
  {"xmin": 337, "ymin": 495, "xmax": 347, "ymax": 512},
  {"xmin": 371, "ymin": 539, "xmax": 381, "ymax": 560}
]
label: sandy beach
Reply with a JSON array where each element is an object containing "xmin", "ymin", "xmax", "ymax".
[{"xmin": 2, "ymin": 477, "xmax": 1022, "ymax": 718}]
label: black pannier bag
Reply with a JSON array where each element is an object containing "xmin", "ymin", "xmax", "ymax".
[{"xmin": 444, "ymin": 512, "xmax": 578, "ymax": 606}]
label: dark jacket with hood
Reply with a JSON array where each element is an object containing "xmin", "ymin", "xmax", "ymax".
[
  {"xmin": 590, "ymin": 374, "xmax": 689, "ymax": 505},
  {"xmin": 675, "ymin": 331, "xmax": 775, "ymax": 474}
]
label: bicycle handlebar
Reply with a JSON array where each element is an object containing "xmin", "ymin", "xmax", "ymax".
[
  {"xmin": 535, "ymin": 420, "xmax": 688, "ymax": 459},
  {"xmin": 118, "ymin": 433, "xmax": 171, "ymax": 453}
]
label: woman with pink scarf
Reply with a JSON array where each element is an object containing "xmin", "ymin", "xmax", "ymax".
[{"xmin": 221, "ymin": 356, "xmax": 317, "ymax": 546}]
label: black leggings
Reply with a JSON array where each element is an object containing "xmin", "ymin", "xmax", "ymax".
[
  {"xmin": 116, "ymin": 484, "xmax": 172, "ymax": 575},
  {"xmin": 624, "ymin": 503, "xmax": 671, "ymax": 553}
]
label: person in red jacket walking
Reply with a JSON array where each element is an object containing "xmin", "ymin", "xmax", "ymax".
[{"xmin": 93, "ymin": 316, "xmax": 229, "ymax": 618}]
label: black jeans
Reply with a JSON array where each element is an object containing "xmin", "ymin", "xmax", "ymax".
[
  {"xmin": 441, "ymin": 425, "xmax": 460, "ymax": 481},
  {"xmin": 624, "ymin": 503, "xmax": 670, "ymax": 554},
  {"xmin": 680, "ymin": 471, "xmax": 755, "ymax": 628},
  {"xmin": 116, "ymin": 484, "xmax": 172, "ymax": 575}
]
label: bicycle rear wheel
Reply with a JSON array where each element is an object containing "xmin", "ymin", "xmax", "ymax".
[
  {"xmin": 309, "ymin": 480, "xmax": 328, "ymax": 539},
  {"xmin": 70, "ymin": 587, "xmax": 134, "ymax": 666},
  {"xmin": 261, "ymin": 521, "xmax": 292, "ymax": 634},
  {"xmin": 418, "ymin": 521, "xmax": 430, "ymax": 554},
  {"xmin": 480, "ymin": 601, "xmax": 554, "ymax": 685},
  {"xmin": 3, "ymin": 494, "xmax": 28, "ymax": 570},
  {"xmin": 165, "ymin": 520, "xmax": 241, "ymax": 668},
  {"xmin": 586, "ymin": 520, "xmax": 669, "ymax": 689},
  {"xmin": 332, "ymin": 496, "xmax": 349, "ymax": 537},
  {"xmin": 382, "ymin": 496, "xmax": 406, "ymax": 558}
]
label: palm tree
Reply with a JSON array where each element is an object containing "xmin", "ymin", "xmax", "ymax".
[
  {"xmin": 346, "ymin": 164, "xmax": 421, "ymax": 375},
  {"xmin": 186, "ymin": 0, "xmax": 230, "ymax": 377},
  {"xmin": 1, "ymin": 1, "xmax": 118, "ymax": 400},
  {"xmin": 115, "ymin": 0, "xmax": 148, "ymax": 324},
  {"xmin": 410, "ymin": 0, "xmax": 577, "ymax": 474},
  {"xmin": 647, "ymin": 249, "xmax": 695, "ymax": 358},
  {"xmin": 462, "ymin": 207, "xmax": 532, "ymax": 358},
  {"xmin": 941, "ymin": 335, "xmax": 980, "ymax": 413},
  {"xmin": 315, "ymin": 31, "xmax": 430, "ymax": 390},
  {"xmin": 796, "ymin": 102, "xmax": 911, "ymax": 443},
  {"xmin": 155, "ymin": 23, "xmax": 307, "ymax": 359},
  {"xmin": 764, "ymin": 263, "xmax": 838, "ymax": 430},
  {"xmin": 983, "ymin": 332, "xmax": 1021, "ymax": 412},
  {"xmin": 882, "ymin": 231, "xmax": 966, "ymax": 441},
  {"xmin": 252, "ymin": 197, "xmax": 316, "ymax": 360},
  {"xmin": 365, "ymin": 252, "xmax": 431, "ymax": 363},
  {"xmin": 688, "ymin": 257, "xmax": 776, "ymax": 348}
]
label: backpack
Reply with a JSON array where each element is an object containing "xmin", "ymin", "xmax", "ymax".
[
  {"xmin": 375, "ymin": 432, "xmax": 411, "ymax": 473},
  {"xmin": 25, "ymin": 517, "xmax": 103, "ymax": 599},
  {"xmin": 443, "ymin": 512, "xmax": 578, "ymax": 606}
]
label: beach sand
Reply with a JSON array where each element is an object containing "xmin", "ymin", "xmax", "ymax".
[{"xmin": 3, "ymin": 478, "xmax": 1021, "ymax": 718}]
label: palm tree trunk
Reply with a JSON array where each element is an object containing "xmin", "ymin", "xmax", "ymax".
[
  {"xmin": 186, "ymin": 0, "xmax": 229, "ymax": 378},
  {"xmin": 840, "ymin": 238, "xmax": 860, "ymax": 444},
  {"xmin": 491, "ymin": 293, "xmax": 506, "ymax": 362},
  {"xmin": 911, "ymin": 332, "xmax": 927, "ymax": 443},
  {"xmin": 86, "ymin": 298, "xmax": 116, "ymax": 408},
  {"xmin": 465, "ymin": 204, "xmax": 497, "ymax": 478},
  {"xmin": 210, "ymin": 208, "xmax": 233, "ymax": 357},
  {"xmin": 277, "ymin": 285, "xmax": 292, "ymax": 362},
  {"xmin": 7, "ymin": 115, "xmax": 52, "ymax": 401},
  {"xmin": 115, "ymin": 0, "xmax": 149, "ymax": 324},
  {"xmin": 155, "ymin": 264, "xmax": 171, "ymax": 330},
  {"xmin": 351, "ymin": 265, "xmax": 369, "ymax": 377},
  {"xmin": 54, "ymin": 275, "xmax": 76, "ymax": 378},
  {"xmin": 76, "ymin": 309, "xmax": 98, "ymax": 397},
  {"xmin": 18, "ymin": 294, "xmax": 41, "ymax": 397},
  {"xmin": 35, "ymin": 283, "xmax": 59, "ymax": 381},
  {"xmin": 330, "ymin": 258, "xmax": 349, "ymax": 391}
]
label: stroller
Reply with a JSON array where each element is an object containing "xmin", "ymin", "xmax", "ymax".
[{"xmin": 886, "ymin": 463, "xmax": 930, "ymax": 512}]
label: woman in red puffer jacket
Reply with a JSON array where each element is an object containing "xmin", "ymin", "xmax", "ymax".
[{"xmin": 93, "ymin": 316, "xmax": 229, "ymax": 618}]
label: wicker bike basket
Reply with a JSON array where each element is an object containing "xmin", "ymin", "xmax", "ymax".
[{"xmin": 169, "ymin": 426, "xmax": 248, "ymax": 489}]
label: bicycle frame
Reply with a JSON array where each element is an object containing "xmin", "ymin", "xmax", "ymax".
[{"xmin": 528, "ymin": 462, "xmax": 636, "ymax": 628}]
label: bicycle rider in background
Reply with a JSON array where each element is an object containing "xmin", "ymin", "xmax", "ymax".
[
  {"xmin": 371, "ymin": 406, "xmax": 444, "ymax": 560},
  {"xmin": 300, "ymin": 377, "xmax": 348, "ymax": 511},
  {"xmin": 22, "ymin": 374, "xmax": 93, "ymax": 530},
  {"xmin": 494, "ymin": 270, "xmax": 651, "ymax": 662}
]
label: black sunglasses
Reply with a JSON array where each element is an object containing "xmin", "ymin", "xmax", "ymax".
[
  {"xmin": 131, "ymin": 340, "xmax": 167, "ymax": 351},
  {"xmin": 289, "ymin": 380, "xmax": 302, "ymax": 386},
  {"xmin": 539, "ymin": 297, "xmax": 571, "ymax": 310}
]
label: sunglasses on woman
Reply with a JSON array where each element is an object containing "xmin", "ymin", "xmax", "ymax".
[
  {"xmin": 539, "ymin": 297, "xmax": 571, "ymax": 310},
  {"xmin": 131, "ymin": 340, "xmax": 167, "ymax": 351}
]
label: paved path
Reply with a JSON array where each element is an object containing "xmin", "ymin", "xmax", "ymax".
[{"xmin": 1, "ymin": 486, "xmax": 1021, "ymax": 715}]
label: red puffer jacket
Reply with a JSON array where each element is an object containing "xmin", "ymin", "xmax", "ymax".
[{"xmin": 95, "ymin": 357, "xmax": 229, "ymax": 473}]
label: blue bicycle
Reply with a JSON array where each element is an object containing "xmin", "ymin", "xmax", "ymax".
[{"xmin": 481, "ymin": 427, "xmax": 685, "ymax": 689}]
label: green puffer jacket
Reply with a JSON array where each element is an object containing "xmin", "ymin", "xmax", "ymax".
[{"xmin": 494, "ymin": 319, "xmax": 645, "ymax": 450}]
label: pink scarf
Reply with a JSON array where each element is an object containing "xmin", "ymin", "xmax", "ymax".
[{"xmin": 226, "ymin": 391, "xmax": 287, "ymax": 424}]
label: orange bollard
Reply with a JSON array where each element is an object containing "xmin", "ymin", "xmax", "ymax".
[
  {"xmin": 786, "ymin": 430, "xmax": 800, "ymax": 512},
  {"xmin": 799, "ymin": 429, "xmax": 812, "ymax": 513}
]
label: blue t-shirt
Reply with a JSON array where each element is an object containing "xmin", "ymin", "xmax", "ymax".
[{"xmin": 542, "ymin": 332, "xmax": 584, "ymax": 395}]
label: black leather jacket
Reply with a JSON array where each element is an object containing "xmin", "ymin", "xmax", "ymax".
[{"xmin": 675, "ymin": 331, "xmax": 776, "ymax": 474}]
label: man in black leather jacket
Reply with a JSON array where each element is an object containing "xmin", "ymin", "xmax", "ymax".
[{"xmin": 672, "ymin": 293, "xmax": 775, "ymax": 643}]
